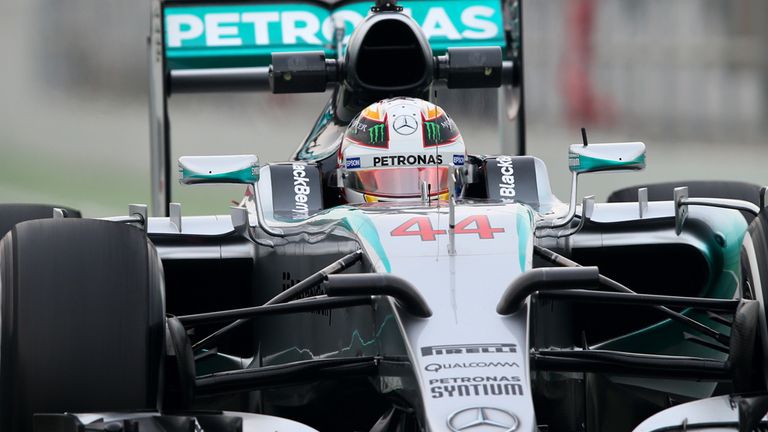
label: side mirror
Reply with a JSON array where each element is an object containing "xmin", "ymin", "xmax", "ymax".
[
  {"xmin": 179, "ymin": 155, "xmax": 259, "ymax": 185},
  {"xmin": 568, "ymin": 142, "xmax": 646, "ymax": 174},
  {"xmin": 538, "ymin": 141, "xmax": 646, "ymax": 233}
]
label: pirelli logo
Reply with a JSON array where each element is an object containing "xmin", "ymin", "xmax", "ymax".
[{"xmin": 421, "ymin": 343, "xmax": 517, "ymax": 357}]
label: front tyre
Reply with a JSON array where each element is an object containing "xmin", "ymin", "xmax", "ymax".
[
  {"xmin": 0, "ymin": 218, "xmax": 165, "ymax": 431},
  {"xmin": 0, "ymin": 203, "xmax": 80, "ymax": 237}
]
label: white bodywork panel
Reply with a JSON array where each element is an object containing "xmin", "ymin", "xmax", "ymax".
[
  {"xmin": 360, "ymin": 203, "xmax": 537, "ymax": 432},
  {"xmin": 633, "ymin": 395, "xmax": 748, "ymax": 432}
]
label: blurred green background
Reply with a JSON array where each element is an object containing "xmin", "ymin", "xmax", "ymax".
[{"xmin": 1, "ymin": 0, "xmax": 766, "ymax": 217}]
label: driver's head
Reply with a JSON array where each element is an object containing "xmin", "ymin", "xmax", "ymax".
[{"xmin": 338, "ymin": 97, "xmax": 466, "ymax": 203}]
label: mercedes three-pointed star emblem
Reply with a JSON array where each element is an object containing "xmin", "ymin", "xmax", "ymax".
[
  {"xmin": 393, "ymin": 114, "xmax": 418, "ymax": 135},
  {"xmin": 447, "ymin": 407, "xmax": 519, "ymax": 432}
]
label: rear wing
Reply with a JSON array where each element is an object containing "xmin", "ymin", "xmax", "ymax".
[
  {"xmin": 148, "ymin": 0, "xmax": 523, "ymax": 215},
  {"xmin": 164, "ymin": 0, "xmax": 507, "ymax": 70}
]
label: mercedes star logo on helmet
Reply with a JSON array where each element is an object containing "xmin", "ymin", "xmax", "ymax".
[
  {"xmin": 393, "ymin": 114, "xmax": 418, "ymax": 135},
  {"xmin": 447, "ymin": 407, "xmax": 519, "ymax": 432}
]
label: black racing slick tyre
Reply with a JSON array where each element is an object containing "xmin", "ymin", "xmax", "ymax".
[
  {"xmin": 0, "ymin": 218, "xmax": 165, "ymax": 432},
  {"xmin": 608, "ymin": 180, "xmax": 766, "ymax": 221},
  {"xmin": 0, "ymin": 203, "xmax": 81, "ymax": 238},
  {"xmin": 742, "ymin": 207, "xmax": 768, "ymax": 391}
]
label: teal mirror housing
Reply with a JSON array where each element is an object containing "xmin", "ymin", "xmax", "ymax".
[
  {"xmin": 568, "ymin": 142, "xmax": 646, "ymax": 174},
  {"xmin": 179, "ymin": 154, "xmax": 260, "ymax": 185}
]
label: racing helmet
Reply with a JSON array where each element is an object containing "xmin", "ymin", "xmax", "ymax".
[{"xmin": 339, "ymin": 97, "xmax": 466, "ymax": 203}]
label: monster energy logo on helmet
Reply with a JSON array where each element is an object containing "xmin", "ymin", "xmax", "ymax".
[
  {"xmin": 424, "ymin": 122, "xmax": 441, "ymax": 142},
  {"xmin": 369, "ymin": 124, "xmax": 386, "ymax": 144}
]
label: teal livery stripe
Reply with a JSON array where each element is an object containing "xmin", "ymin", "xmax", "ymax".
[
  {"xmin": 515, "ymin": 206, "xmax": 534, "ymax": 272},
  {"xmin": 314, "ymin": 206, "xmax": 392, "ymax": 273},
  {"xmin": 164, "ymin": 0, "xmax": 504, "ymax": 69}
]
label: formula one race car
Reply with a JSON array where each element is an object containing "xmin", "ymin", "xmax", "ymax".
[{"xmin": 2, "ymin": 1, "xmax": 768, "ymax": 431}]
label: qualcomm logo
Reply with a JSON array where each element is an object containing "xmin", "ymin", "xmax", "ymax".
[{"xmin": 447, "ymin": 407, "xmax": 519, "ymax": 432}]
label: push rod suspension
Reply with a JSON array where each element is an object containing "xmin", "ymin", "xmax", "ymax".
[
  {"xmin": 192, "ymin": 250, "xmax": 363, "ymax": 351},
  {"xmin": 533, "ymin": 245, "xmax": 731, "ymax": 346}
]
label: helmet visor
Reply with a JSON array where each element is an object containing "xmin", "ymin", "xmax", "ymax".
[{"xmin": 345, "ymin": 167, "xmax": 449, "ymax": 198}]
